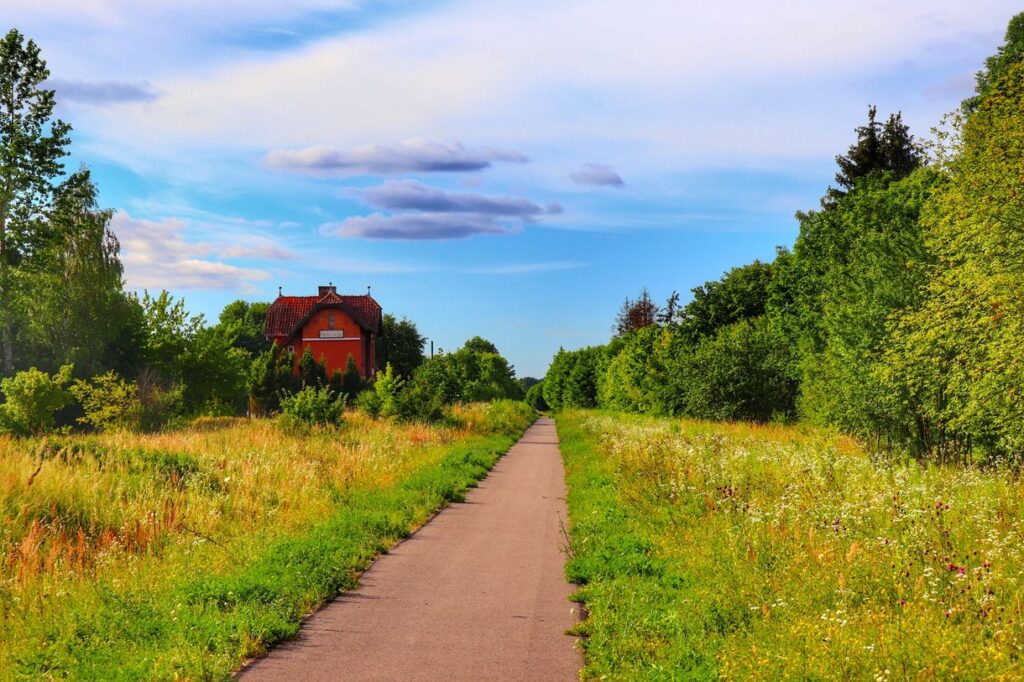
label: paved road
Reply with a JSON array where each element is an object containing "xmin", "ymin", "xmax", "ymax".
[{"xmin": 239, "ymin": 418, "xmax": 581, "ymax": 681}]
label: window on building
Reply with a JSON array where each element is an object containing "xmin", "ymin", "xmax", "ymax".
[{"xmin": 328, "ymin": 314, "xmax": 335, "ymax": 329}]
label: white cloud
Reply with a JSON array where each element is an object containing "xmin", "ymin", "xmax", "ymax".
[
  {"xmin": 265, "ymin": 139, "xmax": 527, "ymax": 175},
  {"xmin": 569, "ymin": 163, "xmax": 625, "ymax": 187},
  {"xmin": 356, "ymin": 179, "xmax": 560, "ymax": 217},
  {"xmin": 322, "ymin": 213, "xmax": 516, "ymax": 240},
  {"xmin": 110, "ymin": 211, "xmax": 285, "ymax": 290}
]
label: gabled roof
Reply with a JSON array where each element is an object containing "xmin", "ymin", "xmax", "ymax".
[{"xmin": 265, "ymin": 291, "xmax": 382, "ymax": 339}]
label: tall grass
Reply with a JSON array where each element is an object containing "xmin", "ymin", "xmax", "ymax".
[
  {"xmin": 560, "ymin": 409, "xmax": 1024, "ymax": 680},
  {"xmin": 0, "ymin": 401, "xmax": 534, "ymax": 679}
]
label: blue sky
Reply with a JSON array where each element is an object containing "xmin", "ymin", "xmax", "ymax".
[{"xmin": 7, "ymin": 0, "xmax": 1020, "ymax": 377}]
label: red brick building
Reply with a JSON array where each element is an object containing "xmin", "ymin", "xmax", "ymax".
[{"xmin": 264, "ymin": 285, "xmax": 382, "ymax": 378}]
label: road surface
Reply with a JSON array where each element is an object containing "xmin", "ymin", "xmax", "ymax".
[{"xmin": 239, "ymin": 417, "xmax": 581, "ymax": 681}]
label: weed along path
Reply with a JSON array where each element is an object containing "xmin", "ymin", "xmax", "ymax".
[{"xmin": 239, "ymin": 417, "xmax": 581, "ymax": 681}]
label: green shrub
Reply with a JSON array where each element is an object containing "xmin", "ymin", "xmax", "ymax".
[
  {"xmin": 297, "ymin": 346, "xmax": 328, "ymax": 388},
  {"xmin": 69, "ymin": 371, "xmax": 141, "ymax": 431},
  {"xmin": 479, "ymin": 400, "xmax": 535, "ymax": 435},
  {"xmin": 564, "ymin": 347, "xmax": 602, "ymax": 408},
  {"xmin": 279, "ymin": 385, "xmax": 345, "ymax": 426},
  {"xmin": 354, "ymin": 389, "xmax": 381, "ymax": 417},
  {"xmin": 136, "ymin": 371, "xmax": 184, "ymax": 432},
  {"xmin": 525, "ymin": 380, "xmax": 549, "ymax": 411},
  {"xmin": 543, "ymin": 348, "xmax": 576, "ymax": 410},
  {"xmin": 405, "ymin": 338, "xmax": 522, "ymax": 411},
  {"xmin": 374, "ymin": 363, "xmax": 405, "ymax": 419},
  {"xmin": 0, "ymin": 365, "xmax": 73, "ymax": 436},
  {"xmin": 398, "ymin": 377, "xmax": 444, "ymax": 421},
  {"xmin": 681, "ymin": 316, "xmax": 797, "ymax": 422},
  {"xmin": 596, "ymin": 328, "xmax": 663, "ymax": 413}
]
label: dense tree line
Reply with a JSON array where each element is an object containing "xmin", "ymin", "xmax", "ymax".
[
  {"xmin": 545, "ymin": 13, "xmax": 1024, "ymax": 462},
  {"xmin": 0, "ymin": 28, "xmax": 523, "ymax": 434}
]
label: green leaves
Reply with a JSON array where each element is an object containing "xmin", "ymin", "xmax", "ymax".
[
  {"xmin": 0, "ymin": 28, "xmax": 73, "ymax": 375},
  {"xmin": 881, "ymin": 60, "xmax": 1024, "ymax": 459},
  {"xmin": 69, "ymin": 371, "xmax": 140, "ymax": 432},
  {"xmin": 0, "ymin": 364, "xmax": 72, "ymax": 435},
  {"xmin": 377, "ymin": 314, "xmax": 425, "ymax": 378},
  {"xmin": 279, "ymin": 384, "xmax": 345, "ymax": 427}
]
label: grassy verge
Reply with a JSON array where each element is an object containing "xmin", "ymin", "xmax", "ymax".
[
  {"xmin": 559, "ymin": 409, "xmax": 1024, "ymax": 680},
  {"xmin": 0, "ymin": 400, "xmax": 534, "ymax": 680}
]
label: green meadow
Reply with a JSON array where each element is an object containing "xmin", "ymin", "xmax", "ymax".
[{"xmin": 560, "ymin": 410, "xmax": 1024, "ymax": 680}]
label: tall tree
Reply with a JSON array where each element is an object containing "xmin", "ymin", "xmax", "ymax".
[
  {"xmin": 0, "ymin": 29, "xmax": 71, "ymax": 374},
  {"xmin": 679, "ymin": 261, "xmax": 773, "ymax": 341},
  {"xmin": 21, "ymin": 169, "xmax": 126, "ymax": 375},
  {"xmin": 377, "ymin": 313, "xmax": 425, "ymax": 378},
  {"xmin": 215, "ymin": 299, "xmax": 271, "ymax": 357},
  {"xmin": 656, "ymin": 291, "xmax": 680, "ymax": 326},
  {"xmin": 799, "ymin": 168, "xmax": 942, "ymax": 435},
  {"xmin": 883, "ymin": 58, "xmax": 1024, "ymax": 458},
  {"xmin": 138, "ymin": 290, "xmax": 203, "ymax": 384},
  {"xmin": 964, "ymin": 12, "xmax": 1024, "ymax": 113},
  {"xmin": 613, "ymin": 288, "xmax": 659, "ymax": 336},
  {"xmin": 824, "ymin": 106, "xmax": 921, "ymax": 207}
]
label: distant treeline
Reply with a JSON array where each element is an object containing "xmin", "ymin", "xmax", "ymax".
[
  {"xmin": 540, "ymin": 14, "xmax": 1024, "ymax": 462},
  {"xmin": 0, "ymin": 28, "xmax": 526, "ymax": 435}
]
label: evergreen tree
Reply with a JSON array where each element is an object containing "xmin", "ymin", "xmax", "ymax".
[
  {"xmin": 341, "ymin": 355, "xmax": 364, "ymax": 398},
  {"xmin": 613, "ymin": 288, "xmax": 659, "ymax": 336},
  {"xmin": 656, "ymin": 291, "xmax": 680, "ymax": 326},
  {"xmin": 298, "ymin": 346, "xmax": 328, "ymax": 388},
  {"xmin": 824, "ymin": 106, "xmax": 921, "ymax": 207},
  {"xmin": 248, "ymin": 343, "xmax": 299, "ymax": 415}
]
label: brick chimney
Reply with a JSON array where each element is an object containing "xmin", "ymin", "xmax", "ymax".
[{"xmin": 318, "ymin": 283, "xmax": 337, "ymax": 296}]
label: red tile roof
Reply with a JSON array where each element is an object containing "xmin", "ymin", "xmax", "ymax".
[{"xmin": 265, "ymin": 292, "xmax": 382, "ymax": 339}]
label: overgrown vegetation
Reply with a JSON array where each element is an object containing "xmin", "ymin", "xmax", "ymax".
[
  {"xmin": 561, "ymin": 409, "xmax": 1024, "ymax": 679},
  {"xmin": 0, "ymin": 401, "xmax": 534, "ymax": 678},
  {"xmin": 544, "ymin": 14, "xmax": 1024, "ymax": 463}
]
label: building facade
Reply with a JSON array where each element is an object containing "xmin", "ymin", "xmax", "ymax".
[{"xmin": 264, "ymin": 285, "xmax": 382, "ymax": 378}]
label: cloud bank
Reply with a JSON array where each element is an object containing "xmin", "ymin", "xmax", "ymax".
[
  {"xmin": 569, "ymin": 163, "xmax": 625, "ymax": 187},
  {"xmin": 50, "ymin": 0, "xmax": 1019, "ymax": 174},
  {"xmin": 265, "ymin": 139, "xmax": 528, "ymax": 175}
]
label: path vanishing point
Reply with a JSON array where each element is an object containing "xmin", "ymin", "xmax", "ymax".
[{"xmin": 239, "ymin": 417, "xmax": 582, "ymax": 681}]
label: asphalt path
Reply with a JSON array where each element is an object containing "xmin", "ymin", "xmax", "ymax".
[{"xmin": 239, "ymin": 417, "xmax": 581, "ymax": 681}]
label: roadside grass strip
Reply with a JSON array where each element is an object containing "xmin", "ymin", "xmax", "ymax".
[{"xmin": 558, "ymin": 409, "xmax": 1024, "ymax": 680}]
